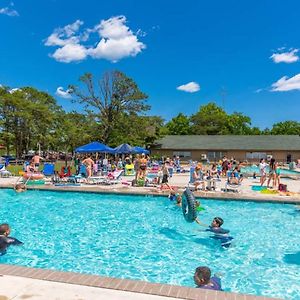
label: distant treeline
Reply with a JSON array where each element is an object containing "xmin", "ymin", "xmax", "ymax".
[{"xmin": 0, "ymin": 70, "xmax": 299, "ymax": 157}]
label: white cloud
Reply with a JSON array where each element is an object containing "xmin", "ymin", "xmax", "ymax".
[
  {"xmin": 45, "ymin": 16, "xmax": 146, "ymax": 63},
  {"xmin": 0, "ymin": 6, "xmax": 19, "ymax": 16},
  {"xmin": 176, "ymin": 82, "xmax": 200, "ymax": 93},
  {"xmin": 271, "ymin": 73, "xmax": 300, "ymax": 92},
  {"xmin": 55, "ymin": 87, "xmax": 72, "ymax": 99},
  {"xmin": 52, "ymin": 44, "xmax": 87, "ymax": 63},
  {"xmin": 270, "ymin": 49, "xmax": 299, "ymax": 63},
  {"xmin": 45, "ymin": 20, "xmax": 83, "ymax": 47}
]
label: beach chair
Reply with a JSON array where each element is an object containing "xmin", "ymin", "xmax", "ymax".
[
  {"xmin": 188, "ymin": 167, "xmax": 205, "ymax": 191},
  {"xmin": 224, "ymin": 171, "xmax": 241, "ymax": 192},
  {"xmin": 59, "ymin": 166, "xmax": 71, "ymax": 178},
  {"xmin": 66, "ymin": 165, "xmax": 87, "ymax": 184},
  {"xmin": 43, "ymin": 163, "xmax": 55, "ymax": 176},
  {"xmin": 0, "ymin": 165, "xmax": 12, "ymax": 177},
  {"xmin": 106, "ymin": 169, "xmax": 124, "ymax": 184},
  {"xmin": 88, "ymin": 169, "xmax": 124, "ymax": 185}
]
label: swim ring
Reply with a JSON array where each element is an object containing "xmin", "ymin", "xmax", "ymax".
[{"xmin": 181, "ymin": 188, "xmax": 197, "ymax": 223}]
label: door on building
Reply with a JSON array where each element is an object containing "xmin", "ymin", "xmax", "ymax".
[{"xmin": 287, "ymin": 154, "xmax": 292, "ymax": 163}]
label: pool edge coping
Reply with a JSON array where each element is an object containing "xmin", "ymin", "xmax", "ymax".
[
  {"xmin": 0, "ymin": 264, "xmax": 280, "ymax": 300},
  {"xmin": 1, "ymin": 184, "xmax": 300, "ymax": 204}
]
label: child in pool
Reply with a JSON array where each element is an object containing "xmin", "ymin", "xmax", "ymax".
[
  {"xmin": 194, "ymin": 200, "xmax": 205, "ymax": 225},
  {"xmin": 194, "ymin": 266, "xmax": 222, "ymax": 291},
  {"xmin": 0, "ymin": 223, "xmax": 23, "ymax": 255},
  {"xmin": 14, "ymin": 183, "xmax": 27, "ymax": 193},
  {"xmin": 168, "ymin": 191, "xmax": 182, "ymax": 207},
  {"xmin": 206, "ymin": 217, "xmax": 233, "ymax": 248}
]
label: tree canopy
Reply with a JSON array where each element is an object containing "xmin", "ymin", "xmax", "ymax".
[
  {"xmin": 70, "ymin": 71, "xmax": 150, "ymax": 145},
  {"xmin": 1, "ymin": 71, "xmax": 299, "ymax": 158}
]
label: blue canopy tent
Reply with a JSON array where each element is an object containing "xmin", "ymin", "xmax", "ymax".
[
  {"xmin": 113, "ymin": 143, "xmax": 133, "ymax": 154},
  {"xmin": 132, "ymin": 146, "xmax": 150, "ymax": 155},
  {"xmin": 75, "ymin": 142, "xmax": 114, "ymax": 153}
]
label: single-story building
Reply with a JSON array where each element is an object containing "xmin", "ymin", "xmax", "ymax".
[{"xmin": 150, "ymin": 135, "xmax": 300, "ymax": 163}]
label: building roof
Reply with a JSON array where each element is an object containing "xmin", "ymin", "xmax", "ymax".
[{"xmin": 152, "ymin": 135, "xmax": 300, "ymax": 151}]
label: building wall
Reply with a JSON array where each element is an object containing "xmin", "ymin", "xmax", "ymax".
[{"xmin": 150, "ymin": 148, "xmax": 300, "ymax": 163}]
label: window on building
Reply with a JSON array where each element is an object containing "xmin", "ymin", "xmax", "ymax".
[
  {"xmin": 207, "ymin": 151, "xmax": 225, "ymax": 161},
  {"xmin": 246, "ymin": 152, "xmax": 267, "ymax": 160},
  {"xmin": 173, "ymin": 151, "xmax": 191, "ymax": 158}
]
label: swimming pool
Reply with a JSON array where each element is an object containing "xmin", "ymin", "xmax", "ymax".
[
  {"xmin": 241, "ymin": 165, "xmax": 300, "ymax": 176},
  {"xmin": 0, "ymin": 189, "xmax": 299, "ymax": 299}
]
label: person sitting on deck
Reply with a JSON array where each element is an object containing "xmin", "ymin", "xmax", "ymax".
[
  {"xmin": 192, "ymin": 164, "xmax": 205, "ymax": 190},
  {"xmin": 26, "ymin": 161, "xmax": 36, "ymax": 173}
]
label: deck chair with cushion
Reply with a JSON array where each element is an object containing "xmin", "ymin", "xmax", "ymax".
[
  {"xmin": 66, "ymin": 165, "xmax": 87, "ymax": 184},
  {"xmin": 43, "ymin": 163, "xmax": 55, "ymax": 176},
  {"xmin": 87, "ymin": 169, "xmax": 124, "ymax": 185},
  {"xmin": 106, "ymin": 169, "xmax": 124, "ymax": 184}
]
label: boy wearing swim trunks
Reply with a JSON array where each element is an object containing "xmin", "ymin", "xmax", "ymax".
[{"xmin": 194, "ymin": 266, "xmax": 222, "ymax": 291}]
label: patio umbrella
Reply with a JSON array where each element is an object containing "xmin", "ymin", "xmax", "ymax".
[
  {"xmin": 113, "ymin": 143, "xmax": 133, "ymax": 154},
  {"xmin": 75, "ymin": 142, "xmax": 114, "ymax": 153},
  {"xmin": 132, "ymin": 146, "xmax": 150, "ymax": 155}
]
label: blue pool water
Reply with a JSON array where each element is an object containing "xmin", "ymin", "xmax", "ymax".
[
  {"xmin": 0, "ymin": 189, "xmax": 299, "ymax": 299},
  {"xmin": 241, "ymin": 165, "xmax": 300, "ymax": 176}
]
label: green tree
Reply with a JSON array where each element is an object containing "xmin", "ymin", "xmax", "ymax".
[
  {"xmin": 248, "ymin": 127, "xmax": 262, "ymax": 135},
  {"xmin": 166, "ymin": 113, "xmax": 191, "ymax": 135},
  {"xmin": 107, "ymin": 113, "xmax": 164, "ymax": 147},
  {"xmin": 70, "ymin": 71, "xmax": 149, "ymax": 144},
  {"xmin": 0, "ymin": 86, "xmax": 62, "ymax": 157},
  {"xmin": 226, "ymin": 112, "xmax": 252, "ymax": 135},
  {"xmin": 190, "ymin": 102, "xmax": 229, "ymax": 135},
  {"xmin": 270, "ymin": 121, "xmax": 300, "ymax": 135}
]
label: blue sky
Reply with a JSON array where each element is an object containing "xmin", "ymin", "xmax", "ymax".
[{"xmin": 1, "ymin": 0, "xmax": 300, "ymax": 129}]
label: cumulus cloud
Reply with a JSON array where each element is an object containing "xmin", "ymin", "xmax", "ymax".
[
  {"xmin": 176, "ymin": 82, "xmax": 200, "ymax": 93},
  {"xmin": 52, "ymin": 44, "xmax": 87, "ymax": 63},
  {"xmin": 55, "ymin": 87, "xmax": 72, "ymax": 99},
  {"xmin": 0, "ymin": 7, "xmax": 19, "ymax": 16},
  {"xmin": 270, "ymin": 48, "xmax": 299, "ymax": 63},
  {"xmin": 45, "ymin": 16, "xmax": 146, "ymax": 63},
  {"xmin": 271, "ymin": 73, "xmax": 300, "ymax": 92}
]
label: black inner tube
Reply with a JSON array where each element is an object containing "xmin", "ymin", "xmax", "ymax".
[{"xmin": 182, "ymin": 188, "xmax": 197, "ymax": 223}]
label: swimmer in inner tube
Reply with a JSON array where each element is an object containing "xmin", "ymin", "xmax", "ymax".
[{"xmin": 0, "ymin": 223, "xmax": 23, "ymax": 255}]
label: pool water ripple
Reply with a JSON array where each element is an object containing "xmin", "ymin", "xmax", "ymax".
[{"xmin": 0, "ymin": 189, "xmax": 299, "ymax": 299}]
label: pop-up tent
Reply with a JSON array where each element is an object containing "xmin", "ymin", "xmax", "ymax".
[
  {"xmin": 75, "ymin": 142, "xmax": 114, "ymax": 153},
  {"xmin": 112, "ymin": 143, "xmax": 133, "ymax": 154},
  {"xmin": 132, "ymin": 146, "xmax": 150, "ymax": 154}
]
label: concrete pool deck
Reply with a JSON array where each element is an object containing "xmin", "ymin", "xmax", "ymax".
[
  {"xmin": 0, "ymin": 264, "xmax": 279, "ymax": 300},
  {"xmin": 1, "ymin": 173, "xmax": 300, "ymax": 204},
  {"xmin": 0, "ymin": 173, "xmax": 297, "ymax": 299}
]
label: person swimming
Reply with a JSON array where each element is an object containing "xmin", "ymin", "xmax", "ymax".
[
  {"xmin": 206, "ymin": 217, "xmax": 233, "ymax": 248},
  {"xmin": 14, "ymin": 183, "xmax": 27, "ymax": 193},
  {"xmin": 0, "ymin": 223, "xmax": 23, "ymax": 255},
  {"xmin": 194, "ymin": 266, "xmax": 222, "ymax": 291}
]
